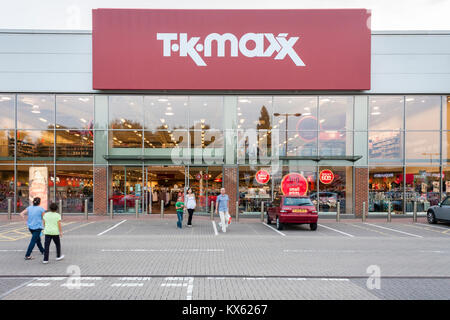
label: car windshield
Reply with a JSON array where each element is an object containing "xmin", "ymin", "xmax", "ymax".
[{"xmin": 283, "ymin": 197, "xmax": 313, "ymax": 206}]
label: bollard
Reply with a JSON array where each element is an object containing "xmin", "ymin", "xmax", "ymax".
[
  {"xmin": 362, "ymin": 202, "xmax": 366, "ymax": 222},
  {"xmin": 135, "ymin": 200, "xmax": 139, "ymax": 219},
  {"xmin": 210, "ymin": 201, "xmax": 214, "ymax": 220},
  {"xmin": 161, "ymin": 200, "xmax": 164, "ymax": 219},
  {"xmin": 110, "ymin": 199, "xmax": 113, "ymax": 219},
  {"xmin": 387, "ymin": 201, "xmax": 392, "ymax": 223},
  {"xmin": 236, "ymin": 201, "xmax": 239, "ymax": 222},
  {"xmin": 260, "ymin": 201, "xmax": 265, "ymax": 222},
  {"xmin": 336, "ymin": 201, "xmax": 340, "ymax": 222},
  {"xmin": 59, "ymin": 199, "xmax": 63, "ymax": 220},
  {"xmin": 413, "ymin": 200, "xmax": 417, "ymax": 223},
  {"xmin": 84, "ymin": 199, "xmax": 88, "ymax": 220},
  {"xmin": 8, "ymin": 198, "xmax": 12, "ymax": 220}
]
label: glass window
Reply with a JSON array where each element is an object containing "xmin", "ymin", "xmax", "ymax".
[
  {"xmin": 56, "ymin": 130, "xmax": 93, "ymax": 159},
  {"xmin": 189, "ymin": 96, "xmax": 223, "ymax": 130},
  {"xmin": 283, "ymin": 197, "xmax": 314, "ymax": 206},
  {"xmin": 405, "ymin": 131, "xmax": 440, "ymax": 164},
  {"xmin": 56, "ymin": 95, "xmax": 94, "ymax": 130},
  {"xmin": 144, "ymin": 96, "xmax": 188, "ymax": 130},
  {"xmin": 285, "ymin": 131, "xmax": 318, "ymax": 156},
  {"xmin": 317, "ymin": 166, "xmax": 352, "ymax": 214},
  {"xmin": 0, "ymin": 130, "xmax": 14, "ymax": 160},
  {"xmin": 405, "ymin": 96, "xmax": 441, "ymax": 131},
  {"xmin": 55, "ymin": 165, "xmax": 93, "ymax": 213},
  {"xmin": 405, "ymin": 167, "xmax": 441, "ymax": 213},
  {"xmin": 0, "ymin": 95, "xmax": 15, "ymax": 129},
  {"xmin": 17, "ymin": 95, "xmax": 55, "ymax": 130},
  {"xmin": 443, "ymin": 96, "xmax": 450, "ymax": 130},
  {"xmin": 237, "ymin": 130, "xmax": 274, "ymax": 161},
  {"xmin": 0, "ymin": 165, "xmax": 14, "ymax": 213},
  {"xmin": 273, "ymin": 96, "xmax": 317, "ymax": 131},
  {"xmin": 238, "ymin": 166, "xmax": 272, "ymax": 214},
  {"xmin": 369, "ymin": 131, "xmax": 403, "ymax": 164},
  {"xmin": 237, "ymin": 97, "xmax": 272, "ymax": 130},
  {"xmin": 443, "ymin": 131, "xmax": 450, "ymax": 164},
  {"xmin": 272, "ymin": 165, "xmax": 317, "ymax": 201},
  {"xmin": 319, "ymin": 96, "xmax": 353, "ymax": 131},
  {"xmin": 17, "ymin": 164, "xmax": 54, "ymax": 211},
  {"xmin": 109, "ymin": 96, "xmax": 143, "ymax": 129},
  {"xmin": 190, "ymin": 130, "xmax": 224, "ymax": 149},
  {"xmin": 144, "ymin": 130, "xmax": 186, "ymax": 149},
  {"xmin": 16, "ymin": 131, "xmax": 54, "ymax": 158},
  {"xmin": 369, "ymin": 96, "xmax": 404, "ymax": 130},
  {"xmin": 110, "ymin": 131, "xmax": 143, "ymax": 149},
  {"xmin": 369, "ymin": 167, "xmax": 404, "ymax": 213},
  {"xmin": 319, "ymin": 131, "xmax": 352, "ymax": 156}
]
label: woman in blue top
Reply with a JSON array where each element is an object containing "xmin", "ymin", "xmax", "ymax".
[{"xmin": 20, "ymin": 197, "xmax": 45, "ymax": 260}]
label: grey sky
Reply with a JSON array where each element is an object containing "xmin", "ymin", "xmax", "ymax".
[{"xmin": 1, "ymin": 0, "xmax": 449, "ymax": 30}]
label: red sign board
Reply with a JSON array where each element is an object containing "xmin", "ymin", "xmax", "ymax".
[
  {"xmin": 319, "ymin": 169, "xmax": 334, "ymax": 184},
  {"xmin": 255, "ymin": 170, "xmax": 270, "ymax": 184},
  {"xmin": 281, "ymin": 173, "xmax": 308, "ymax": 196},
  {"xmin": 93, "ymin": 9, "xmax": 371, "ymax": 90}
]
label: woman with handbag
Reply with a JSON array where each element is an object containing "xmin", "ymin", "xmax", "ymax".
[{"xmin": 185, "ymin": 188, "xmax": 196, "ymax": 227}]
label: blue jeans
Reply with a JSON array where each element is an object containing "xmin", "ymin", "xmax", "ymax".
[
  {"xmin": 176, "ymin": 211, "xmax": 183, "ymax": 228},
  {"xmin": 25, "ymin": 228, "xmax": 44, "ymax": 257}
]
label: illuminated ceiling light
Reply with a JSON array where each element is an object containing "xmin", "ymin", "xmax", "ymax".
[
  {"xmin": 321, "ymin": 98, "xmax": 331, "ymax": 102},
  {"xmin": 371, "ymin": 112, "xmax": 381, "ymax": 115},
  {"xmin": 273, "ymin": 125, "xmax": 278, "ymax": 129},
  {"xmin": 55, "ymin": 125, "xmax": 60, "ymax": 128},
  {"xmin": 120, "ymin": 118, "xmax": 126, "ymax": 123},
  {"xmin": 203, "ymin": 103, "xmax": 207, "ymax": 106},
  {"xmin": 164, "ymin": 125, "xmax": 168, "ymax": 128},
  {"xmin": 1, "ymin": 96, "xmax": 11, "ymax": 101},
  {"xmin": 239, "ymin": 119, "xmax": 245, "ymax": 124},
  {"xmin": 134, "ymin": 130, "xmax": 137, "ymax": 133},
  {"xmin": 294, "ymin": 134, "xmax": 299, "ymax": 138},
  {"xmin": 160, "ymin": 119, "xmax": 165, "ymax": 123},
  {"xmin": 405, "ymin": 98, "xmax": 415, "ymax": 102},
  {"xmin": 320, "ymin": 119, "xmax": 325, "ymax": 123},
  {"xmin": 304, "ymin": 107, "xmax": 310, "ymax": 111},
  {"xmin": 127, "ymin": 124, "xmax": 132, "ymax": 128},
  {"xmin": 167, "ymin": 106, "xmax": 172, "ymax": 110},
  {"xmin": 39, "ymin": 118, "xmax": 47, "ymax": 123},
  {"xmin": 288, "ymin": 100, "xmax": 292, "ymax": 104},
  {"xmin": 200, "ymin": 119, "xmax": 205, "ymax": 123},
  {"xmin": 373, "ymin": 106, "xmax": 379, "ymax": 110},
  {"xmin": 303, "ymin": 113, "xmax": 311, "ymax": 116},
  {"xmin": 278, "ymin": 119, "xmax": 284, "ymax": 124},
  {"xmin": 183, "ymin": 102, "xmax": 188, "ymax": 106},
  {"xmin": 80, "ymin": 118, "xmax": 87, "ymax": 123},
  {"xmin": 158, "ymin": 98, "xmax": 169, "ymax": 102},
  {"xmin": 165, "ymin": 112, "xmax": 174, "ymax": 116},
  {"xmin": 78, "ymin": 97, "xmax": 90, "ymax": 102}
]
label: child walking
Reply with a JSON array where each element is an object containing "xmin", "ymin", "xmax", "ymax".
[
  {"xmin": 175, "ymin": 196, "xmax": 184, "ymax": 229},
  {"xmin": 42, "ymin": 202, "xmax": 64, "ymax": 264}
]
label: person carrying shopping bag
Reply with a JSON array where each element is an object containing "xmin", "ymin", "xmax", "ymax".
[
  {"xmin": 185, "ymin": 188, "xmax": 196, "ymax": 227},
  {"xmin": 215, "ymin": 188, "xmax": 231, "ymax": 233}
]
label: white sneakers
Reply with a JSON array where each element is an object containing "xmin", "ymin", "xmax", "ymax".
[{"xmin": 56, "ymin": 255, "xmax": 65, "ymax": 261}]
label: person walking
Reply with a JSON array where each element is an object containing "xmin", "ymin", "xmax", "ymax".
[
  {"xmin": 215, "ymin": 188, "xmax": 230, "ymax": 233},
  {"xmin": 185, "ymin": 188, "xmax": 196, "ymax": 227},
  {"xmin": 20, "ymin": 197, "xmax": 45, "ymax": 260},
  {"xmin": 42, "ymin": 202, "xmax": 64, "ymax": 264},
  {"xmin": 175, "ymin": 196, "xmax": 185, "ymax": 229}
]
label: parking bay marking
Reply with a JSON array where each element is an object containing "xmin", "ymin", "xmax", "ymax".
[
  {"xmin": 212, "ymin": 221, "xmax": 218, "ymax": 236},
  {"xmin": 97, "ymin": 220, "xmax": 127, "ymax": 236},
  {"xmin": 401, "ymin": 223, "xmax": 450, "ymax": 235},
  {"xmin": 262, "ymin": 223, "xmax": 286, "ymax": 236},
  {"xmin": 317, "ymin": 224, "xmax": 354, "ymax": 238},
  {"xmin": 364, "ymin": 223, "xmax": 423, "ymax": 238}
]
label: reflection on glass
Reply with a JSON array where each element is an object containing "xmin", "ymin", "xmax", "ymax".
[
  {"xmin": 319, "ymin": 96, "xmax": 353, "ymax": 131},
  {"xmin": 190, "ymin": 130, "xmax": 224, "ymax": 149},
  {"xmin": 16, "ymin": 131, "xmax": 54, "ymax": 158},
  {"xmin": 17, "ymin": 95, "xmax": 55, "ymax": 130},
  {"xmin": 110, "ymin": 167, "xmax": 143, "ymax": 213},
  {"xmin": 189, "ymin": 96, "xmax": 223, "ymax": 130},
  {"xmin": 237, "ymin": 96, "xmax": 272, "ymax": 130},
  {"xmin": 237, "ymin": 130, "xmax": 273, "ymax": 161},
  {"xmin": 109, "ymin": 96, "xmax": 143, "ymax": 129},
  {"xmin": 442, "ymin": 96, "xmax": 450, "ymax": 130},
  {"xmin": 55, "ymin": 165, "xmax": 93, "ymax": 213},
  {"xmin": 369, "ymin": 167, "xmax": 404, "ymax": 213},
  {"xmin": 319, "ymin": 131, "xmax": 352, "ymax": 156},
  {"xmin": 369, "ymin": 96, "xmax": 404, "ymax": 130},
  {"xmin": 110, "ymin": 131, "xmax": 143, "ymax": 148},
  {"xmin": 405, "ymin": 96, "xmax": 440, "ymax": 131},
  {"xmin": 273, "ymin": 96, "xmax": 317, "ymax": 130},
  {"xmin": 0, "ymin": 131, "xmax": 14, "ymax": 159},
  {"xmin": 16, "ymin": 165, "xmax": 54, "ymax": 211},
  {"xmin": 56, "ymin": 131, "xmax": 93, "ymax": 158},
  {"xmin": 0, "ymin": 95, "xmax": 15, "ymax": 129},
  {"xmin": 284, "ymin": 131, "xmax": 317, "ymax": 156},
  {"xmin": 406, "ymin": 131, "xmax": 440, "ymax": 164},
  {"xmin": 144, "ymin": 96, "xmax": 188, "ymax": 130},
  {"xmin": 405, "ymin": 167, "xmax": 441, "ymax": 212},
  {"xmin": 369, "ymin": 131, "xmax": 403, "ymax": 163},
  {"xmin": 272, "ymin": 165, "xmax": 317, "ymax": 199},
  {"xmin": 317, "ymin": 166, "xmax": 352, "ymax": 213},
  {"xmin": 238, "ymin": 166, "xmax": 272, "ymax": 213},
  {"xmin": 56, "ymin": 95, "xmax": 94, "ymax": 129},
  {"xmin": 144, "ymin": 131, "xmax": 185, "ymax": 148}
]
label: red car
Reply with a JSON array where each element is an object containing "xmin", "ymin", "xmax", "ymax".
[{"xmin": 267, "ymin": 196, "xmax": 318, "ymax": 231}]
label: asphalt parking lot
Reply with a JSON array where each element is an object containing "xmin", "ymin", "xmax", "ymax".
[{"xmin": 0, "ymin": 215, "xmax": 449, "ymax": 300}]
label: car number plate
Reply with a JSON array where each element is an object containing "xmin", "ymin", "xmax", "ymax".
[{"xmin": 293, "ymin": 209, "xmax": 307, "ymax": 213}]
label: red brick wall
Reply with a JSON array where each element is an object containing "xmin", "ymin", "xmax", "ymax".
[
  {"xmin": 223, "ymin": 167, "xmax": 238, "ymax": 216},
  {"xmin": 354, "ymin": 167, "xmax": 368, "ymax": 217},
  {"xmin": 94, "ymin": 166, "xmax": 108, "ymax": 215}
]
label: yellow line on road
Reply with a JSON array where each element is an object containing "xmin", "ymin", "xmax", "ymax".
[
  {"xmin": 64, "ymin": 221, "xmax": 96, "ymax": 234},
  {"xmin": 402, "ymin": 224, "xmax": 450, "ymax": 235},
  {"xmin": 349, "ymin": 223, "xmax": 389, "ymax": 236}
]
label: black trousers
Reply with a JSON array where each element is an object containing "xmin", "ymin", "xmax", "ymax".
[
  {"xmin": 187, "ymin": 209, "xmax": 194, "ymax": 225},
  {"xmin": 44, "ymin": 235, "xmax": 61, "ymax": 261}
]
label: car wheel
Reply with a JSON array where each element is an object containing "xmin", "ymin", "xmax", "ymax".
[
  {"xmin": 276, "ymin": 216, "xmax": 283, "ymax": 230},
  {"xmin": 427, "ymin": 211, "xmax": 437, "ymax": 224},
  {"xmin": 267, "ymin": 214, "xmax": 272, "ymax": 225},
  {"xmin": 310, "ymin": 223, "xmax": 317, "ymax": 231}
]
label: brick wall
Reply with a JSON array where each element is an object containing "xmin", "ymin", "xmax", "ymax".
[
  {"xmin": 223, "ymin": 166, "xmax": 238, "ymax": 216},
  {"xmin": 94, "ymin": 166, "xmax": 108, "ymax": 215},
  {"xmin": 354, "ymin": 167, "xmax": 369, "ymax": 217}
]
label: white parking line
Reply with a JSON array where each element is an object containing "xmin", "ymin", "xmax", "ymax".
[
  {"xmin": 27, "ymin": 283, "xmax": 50, "ymax": 287},
  {"xmin": 418, "ymin": 223, "xmax": 450, "ymax": 231},
  {"xmin": 97, "ymin": 220, "xmax": 127, "ymax": 236},
  {"xmin": 364, "ymin": 223, "xmax": 423, "ymax": 238},
  {"xmin": 318, "ymin": 224, "xmax": 354, "ymax": 238},
  {"xmin": 101, "ymin": 249, "xmax": 224, "ymax": 252},
  {"xmin": 212, "ymin": 221, "xmax": 218, "ymax": 236},
  {"xmin": 262, "ymin": 223, "xmax": 286, "ymax": 236},
  {"xmin": 112, "ymin": 283, "xmax": 144, "ymax": 287}
]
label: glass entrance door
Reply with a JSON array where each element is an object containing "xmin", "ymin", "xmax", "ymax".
[{"xmin": 111, "ymin": 166, "xmax": 143, "ymax": 214}]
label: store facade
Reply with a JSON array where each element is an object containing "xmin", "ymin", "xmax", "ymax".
[{"xmin": 0, "ymin": 9, "xmax": 449, "ymax": 217}]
